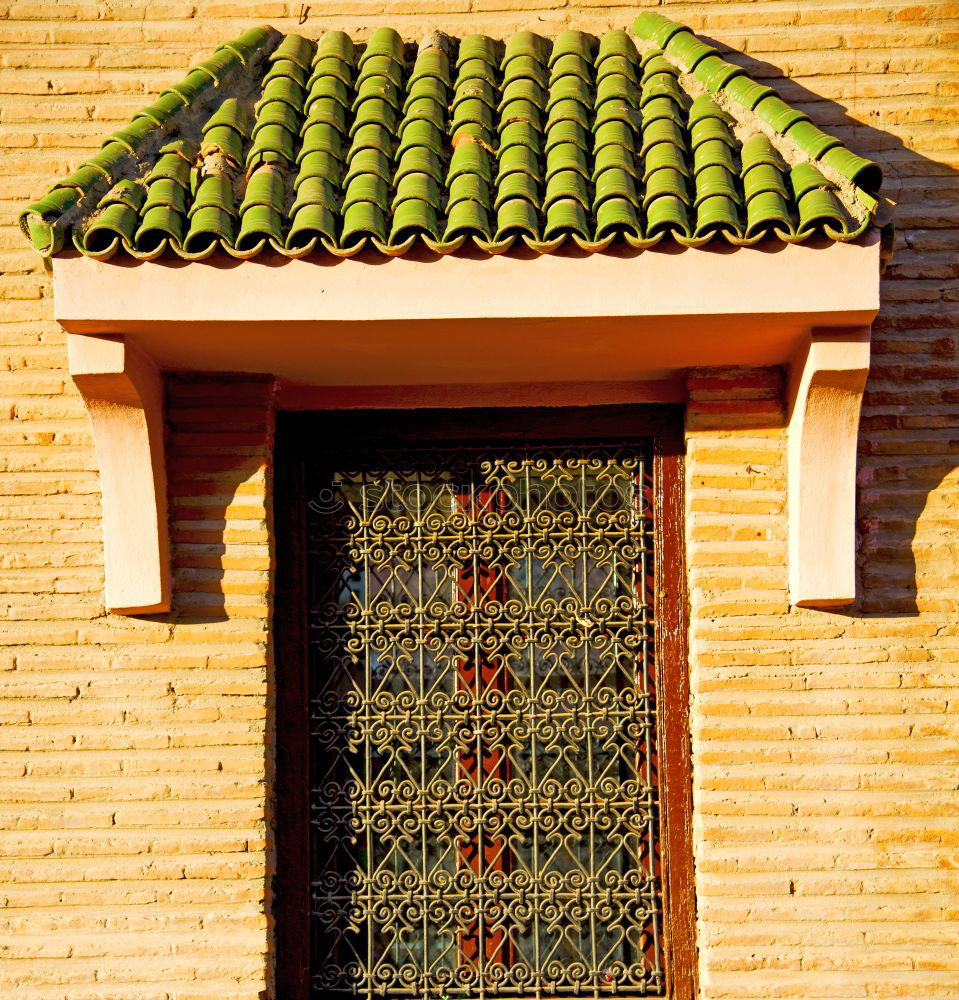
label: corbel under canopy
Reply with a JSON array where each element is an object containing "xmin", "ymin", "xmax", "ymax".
[{"xmin": 21, "ymin": 14, "xmax": 888, "ymax": 614}]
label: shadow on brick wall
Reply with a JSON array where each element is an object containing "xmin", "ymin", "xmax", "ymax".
[
  {"xmin": 165, "ymin": 375, "xmax": 275, "ymax": 624},
  {"xmin": 705, "ymin": 43, "xmax": 959, "ymax": 617}
]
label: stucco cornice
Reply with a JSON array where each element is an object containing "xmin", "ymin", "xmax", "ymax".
[{"xmin": 57, "ymin": 239, "xmax": 880, "ymax": 613}]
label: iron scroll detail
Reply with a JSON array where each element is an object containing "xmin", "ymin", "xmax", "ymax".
[{"xmin": 307, "ymin": 442, "xmax": 665, "ymax": 998}]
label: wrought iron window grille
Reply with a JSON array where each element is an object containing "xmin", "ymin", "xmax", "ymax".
[{"xmin": 306, "ymin": 441, "xmax": 666, "ymax": 999}]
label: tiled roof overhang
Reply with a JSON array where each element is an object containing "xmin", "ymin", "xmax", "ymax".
[
  {"xmin": 20, "ymin": 14, "xmax": 887, "ymax": 261},
  {"xmin": 23, "ymin": 16, "xmax": 885, "ymax": 617}
]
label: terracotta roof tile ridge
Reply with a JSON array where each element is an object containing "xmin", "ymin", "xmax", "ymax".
[
  {"xmin": 633, "ymin": 11, "xmax": 883, "ymax": 244},
  {"xmin": 18, "ymin": 25, "xmax": 281, "ymax": 258}
]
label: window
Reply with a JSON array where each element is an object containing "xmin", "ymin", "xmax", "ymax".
[{"xmin": 276, "ymin": 408, "xmax": 694, "ymax": 1000}]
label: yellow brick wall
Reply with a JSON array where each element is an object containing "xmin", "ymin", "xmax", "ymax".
[{"xmin": 1, "ymin": 2, "xmax": 957, "ymax": 998}]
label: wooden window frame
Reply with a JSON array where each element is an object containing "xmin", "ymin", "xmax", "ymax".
[{"xmin": 273, "ymin": 405, "xmax": 696, "ymax": 1000}]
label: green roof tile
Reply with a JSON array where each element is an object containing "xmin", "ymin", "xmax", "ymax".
[{"xmin": 20, "ymin": 17, "xmax": 885, "ymax": 261}]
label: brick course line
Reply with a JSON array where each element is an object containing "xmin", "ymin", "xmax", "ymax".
[{"xmin": 1, "ymin": 2, "xmax": 958, "ymax": 997}]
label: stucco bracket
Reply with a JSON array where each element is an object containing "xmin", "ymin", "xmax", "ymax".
[
  {"xmin": 787, "ymin": 327, "xmax": 871, "ymax": 608},
  {"xmin": 67, "ymin": 333, "xmax": 170, "ymax": 614}
]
